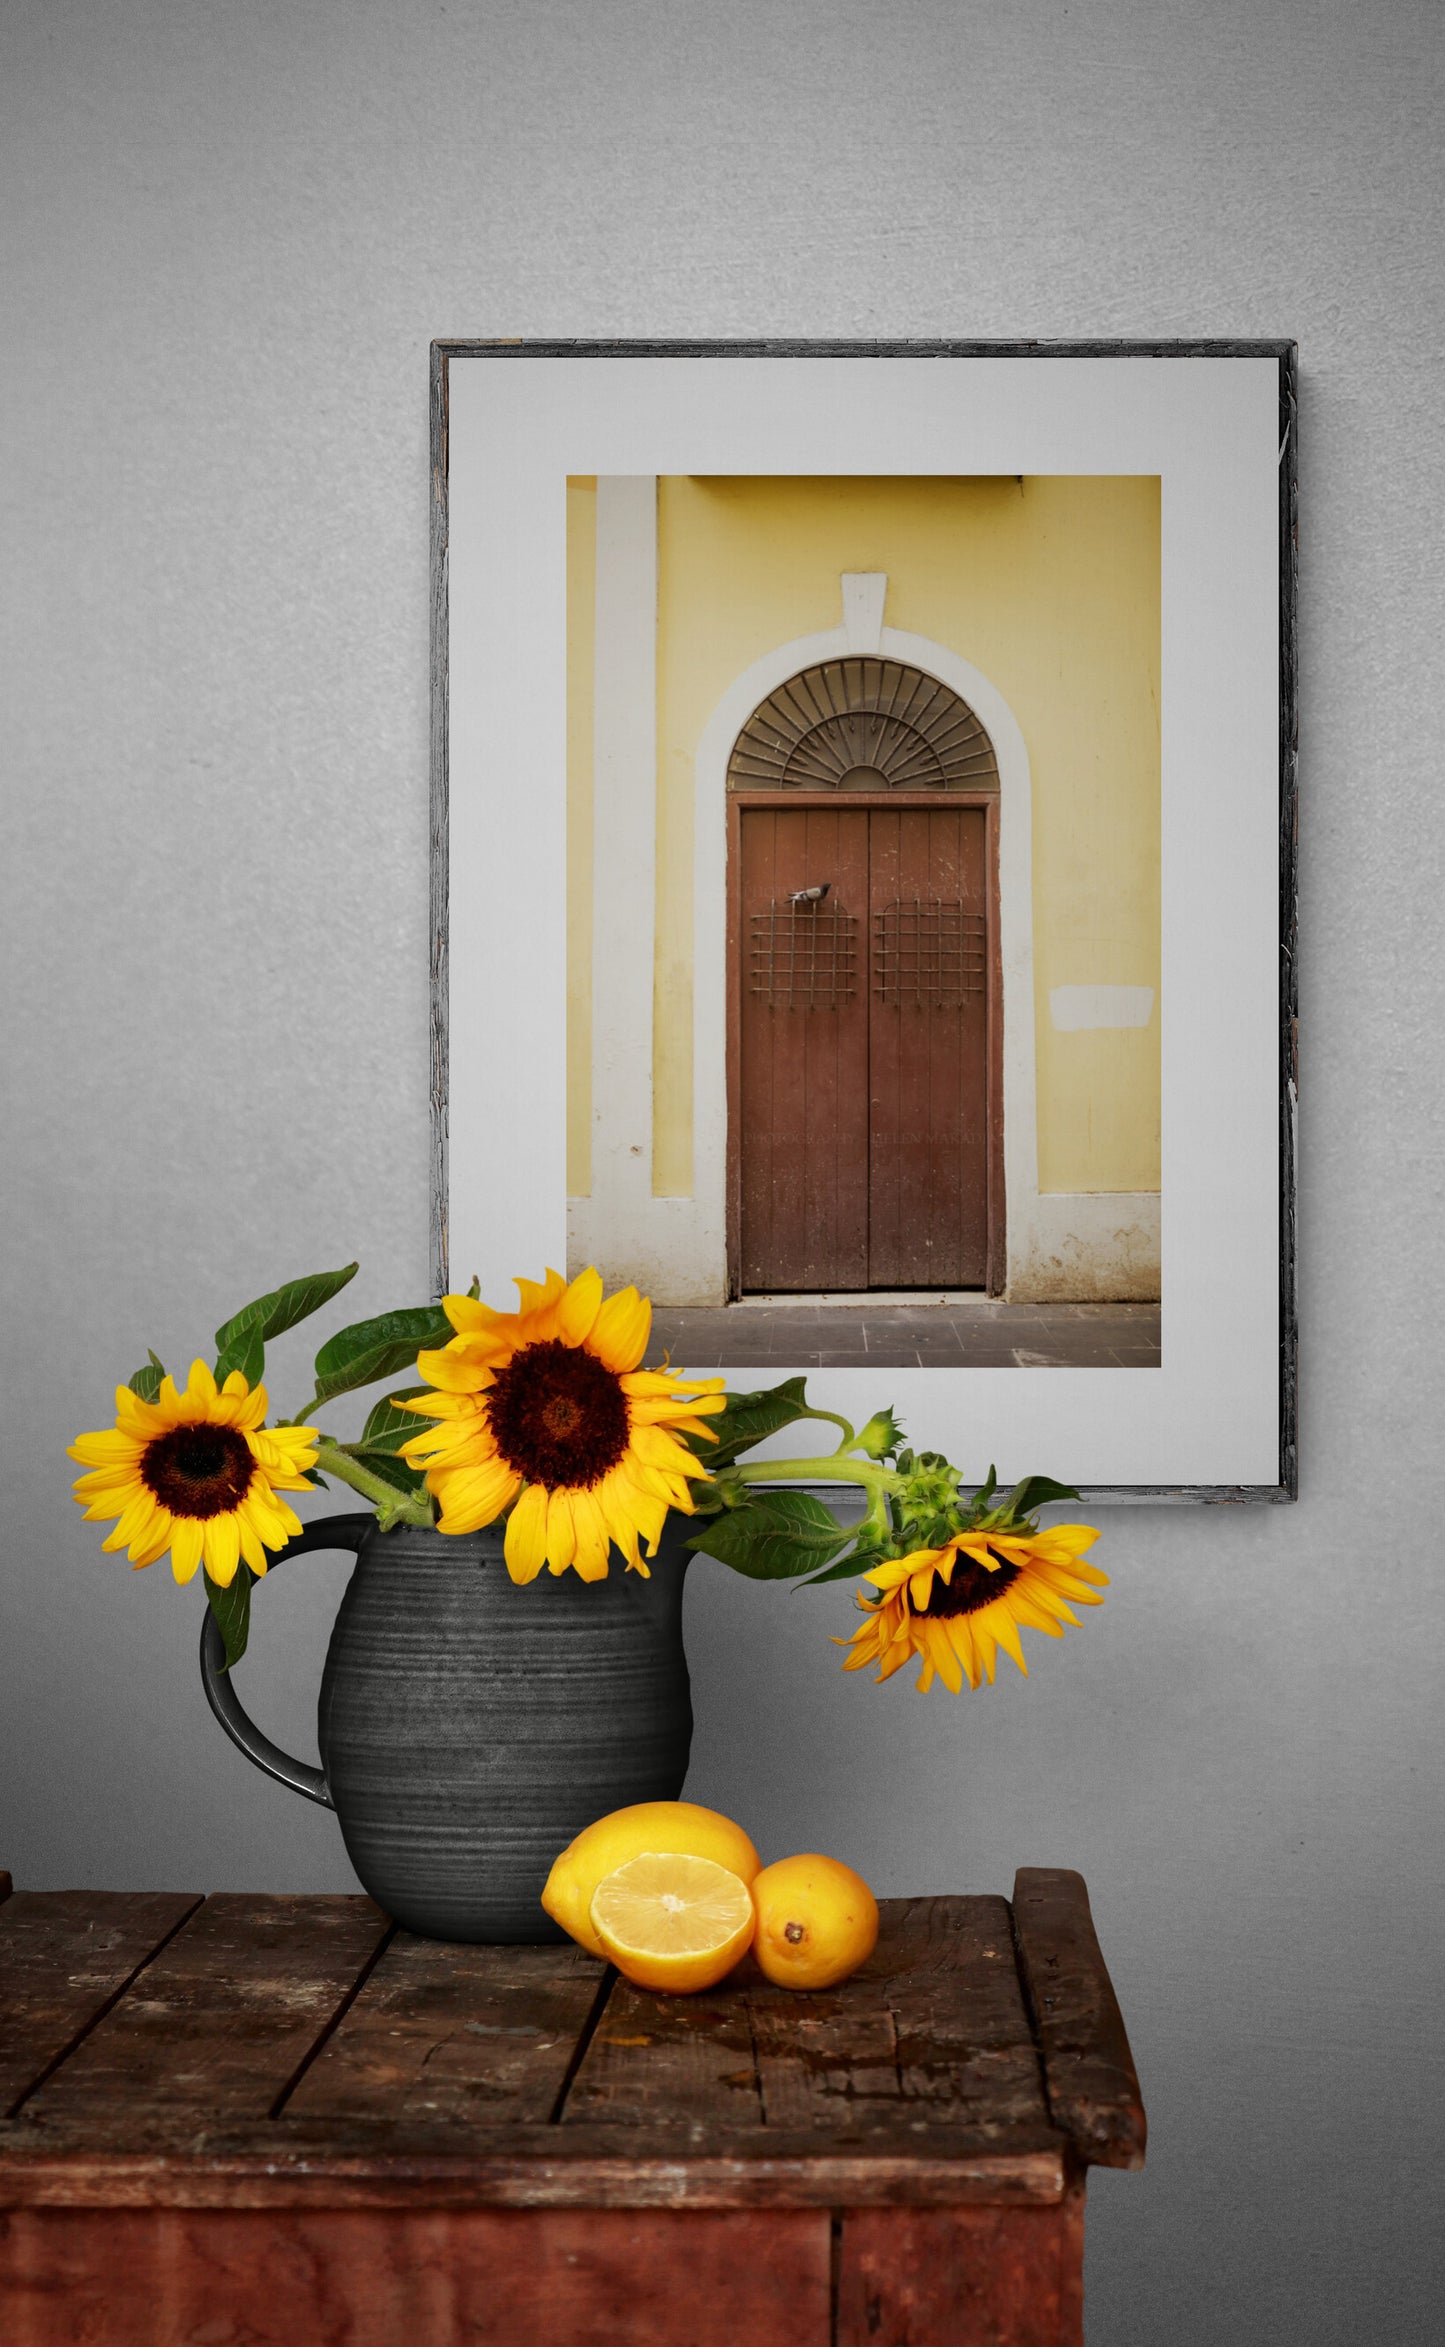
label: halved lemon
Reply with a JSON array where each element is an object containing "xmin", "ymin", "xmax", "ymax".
[
  {"xmin": 589, "ymin": 1851, "xmax": 755, "ymax": 1994},
  {"xmin": 542, "ymin": 1800, "xmax": 761, "ymax": 1959}
]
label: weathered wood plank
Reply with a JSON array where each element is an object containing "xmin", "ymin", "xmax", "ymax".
[
  {"xmin": 562, "ymin": 1899, "xmax": 1050, "ymax": 2138},
  {"xmin": 18, "ymin": 1895, "xmax": 388, "ymax": 2125},
  {"xmin": 1011, "ymin": 1869, "xmax": 1146, "ymax": 2169},
  {"xmin": 0, "ymin": 1892, "xmax": 201, "ymax": 2116},
  {"xmin": 285, "ymin": 1932, "xmax": 608, "ymax": 2127},
  {"xmin": 747, "ymin": 1985, "xmax": 901, "ymax": 2129},
  {"xmin": 562, "ymin": 1968, "xmax": 764, "ymax": 2128},
  {"xmin": 746, "ymin": 1898, "xmax": 1049, "ymax": 2133},
  {"xmin": 0, "ymin": 2117, "xmax": 1068, "ymax": 2209},
  {"xmin": 881, "ymin": 1896, "xmax": 1052, "ymax": 2131},
  {"xmin": 836, "ymin": 2191, "xmax": 1086, "ymax": 2347},
  {"xmin": 0, "ymin": 2206, "xmax": 832, "ymax": 2347}
]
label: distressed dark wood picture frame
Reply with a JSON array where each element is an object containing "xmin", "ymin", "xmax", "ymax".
[{"xmin": 428, "ymin": 340, "xmax": 1298, "ymax": 1504}]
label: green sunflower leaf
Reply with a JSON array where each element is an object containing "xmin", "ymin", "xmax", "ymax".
[
  {"xmin": 683, "ymin": 1376, "xmax": 817, "ymax": 1468},
  {"xmin": 685, "ymin": 1488, "xmax": 851, "ymax": 1580},
  {"xmin": 214, "ymin": 1263, "xmax": 361, "ymax": 1386},
  {"xmin": 310, "ymin": 1307, "xmax": 456, "ymax": 1404},
  {"xmin": 794, "ymin": 1548, "xmax": 875, "ymax": 1588},
  {"xmin": 127, "ymin": 1350, "xmax": 166, "ymax": 1404},
  {"xmin": 204, "ymin": 1564, "xmax": 256, "ymax": 1672},
  {"xmin": 358, "ymin": 1388, "xmax": 431, "ymax": 1452},
  {"xmin": 215, "ymin": 1320, "xmax": 265, "ymax": 1389},
  {"xmin": 999, "ymin": 1474, "xmax": 1080, "ymax": 1525}
]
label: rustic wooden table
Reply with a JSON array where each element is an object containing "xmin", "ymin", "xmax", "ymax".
[{"xmin": 0, "ymin": 1866, "xmax": 1143, "ymax": 2347}]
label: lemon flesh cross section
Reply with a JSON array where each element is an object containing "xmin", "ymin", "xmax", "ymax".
[
  {"xmin": 542, "ymin": 1800, "xmax": 762, "ymax": 1959},
  {"xmin": 589, "ymin": 1851, "xmax": 755, "ymax": 1994}
]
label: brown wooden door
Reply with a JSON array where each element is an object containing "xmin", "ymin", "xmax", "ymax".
[{"xmin": 737, "ymin": 804, "xmax": 989, "ymax": 1291}]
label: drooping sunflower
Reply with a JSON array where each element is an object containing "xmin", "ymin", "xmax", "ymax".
[
  {"xmin": 841, "ymin": 1524, "xmax": 1106, "ymax": 1693},
  {"xmin": 69, "ymin": 1361, "xmax": 320, "ymax": 1587},
  {"xmin": 398, "ymin": 1267, "xmax": 725, "ymax": 1583}
]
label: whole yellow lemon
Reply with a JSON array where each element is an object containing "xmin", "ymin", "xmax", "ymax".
[
  {"xmin": 542, "ymin": 1800, "xmax": 762, "ymax": 1958},
  {"xmin": 750, "ymin": 1854, "xmax": 880, "ymax": 1990}
]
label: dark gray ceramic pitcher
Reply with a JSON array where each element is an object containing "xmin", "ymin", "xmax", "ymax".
[{"xmin": 199, "ymin": 1511, "xmax": 693, "ymax": 1942}]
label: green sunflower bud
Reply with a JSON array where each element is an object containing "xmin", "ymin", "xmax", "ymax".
[{"xmin": 853, "ymin": 1407, "xmax": 905, "ymax": 1461}]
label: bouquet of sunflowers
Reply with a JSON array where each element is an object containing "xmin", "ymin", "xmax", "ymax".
[{"xmin": 70, "ymin": 1262, "xmax": 1106, "ymax": 1695}]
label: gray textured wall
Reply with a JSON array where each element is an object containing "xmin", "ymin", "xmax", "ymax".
[{"xmin": 3, "ymin": 2, "xmax": 1442, "ymax": 2340}]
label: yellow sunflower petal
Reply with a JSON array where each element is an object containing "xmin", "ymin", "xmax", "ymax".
[
  {"xmin": 908, "ymin": 1563, "xmax": 940, "ymax": 1612},
  {"xmin": 589, "ymin": 1284, "xmax": 651, "ymax": 1373},
  {"xmin": 502, "ymin": 1482, "xmax": 550, "ymax": 1583},
  {"xmin": 546, "ymin": 1486, "xmax": 577, "ymax": 1572},
  {"xmin": 202, "ymin": 1511, "xmax": 242, "ymax": 1587},
  {"xmin": 557, "ymin": 1266, "xmax": 605, "ymax": 1348},
  {"xmin": 567, "ymin": 1486, "xmax": 612, "ymax": 1581},
  {"xmin": 431, "ymin": 1459, "xmax": 521, "ymax": 1534},
  {"xmin": 72, "ymin": 1424, "xmax": 148, "ymax": 1465},
  {"xmin": 514, "ymin": 1268, "xmax": 568, "ymax": 1323},
  {"xmin": 415, "ymin": 1347, "xmax": 497, "ymax": 1393},
  {"xmin": 181, "ymin": 1359, "xmax": 220, "ymax": 1414},
  {"xmin": 237, "ymin": 1517, "xmax": 269, "ymax": 1576},
  {"xmin": 114, "ymin": 1385, "xmax": 169, "ymax": 1436},
  {"xmin": 984, "ymin": 1605, "xmax": 1028, "ymax": 1677},
  {"xmin": 443, "ymin": 1292, "xmax": 507, "ymax": 1335},
  {"xmin": 170, "ymin": 1517, "xmax": 205, "ymax": 1583}
]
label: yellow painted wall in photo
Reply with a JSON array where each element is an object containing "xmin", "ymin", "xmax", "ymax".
[{"xmin": 569, "ymin": 473, "xmax": 1160, "ymax": 1202}]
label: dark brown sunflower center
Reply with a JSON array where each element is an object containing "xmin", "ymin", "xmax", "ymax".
[
  {"xmin": 487, "ymin": 1339, "xmax": 630, "ymax": 1490},
  {"xmin": 921, "ymin": 1549, "xmax": 1022, "ymax": 1618},
  {"xmin": 140, "ymin": 1423, "xmax": 255, "ymax": 1519}
]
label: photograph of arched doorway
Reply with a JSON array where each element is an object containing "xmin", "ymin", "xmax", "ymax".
[
  {"xmin": 726, "ymin": 657, "xmax": 1004, "ymax": 1297},
  {"xmin": 565, "ymin": 473, "xmax": 1161, "ymax": 1368}
]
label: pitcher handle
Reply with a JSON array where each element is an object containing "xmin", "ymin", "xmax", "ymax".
[{"xmin": 198, "ymin": 1512, "xmax": 373, "ymax": 1809}]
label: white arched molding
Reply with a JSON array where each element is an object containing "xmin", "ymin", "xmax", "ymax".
[{"xmin": 692, "ymin": 613, "xmax": 1046, "ymax": 1301}]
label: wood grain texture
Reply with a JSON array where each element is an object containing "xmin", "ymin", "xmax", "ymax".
[
  {"xmin": 563, "ymin": 1899, "xmax": 1048, "ymax": 2140},
  {"xmin": 883, "ymin": 1896, "xmax": 1050, "ymax": 2133},
  {"xmin": 563, "ymin": 1969, "xmax": 764, "ymax": 2128},
  {"xmin": 17, "ymin": 1895, "xmax": 388, "ymax": 2125},
  {"xmin": 868, "ymin": 806, "xmax": 989, "ymax": 1287},
  {"xmin": 743, "ymin": 1897, "xmax": 1048, "ymax": 2137},
  {"xmin": 285, "ymin": 1932, "xmax": 609, "ymax": 2127},
  {"xmin": 0, "ymin": 1892, "xmax": 201, "ymax": 2116},
  {"xmin": 0, "ymin": 2206, "xmax": 832, "ymax": 2347},
  {"xmin": 0, "ymin": 1890, "xmax": 1132, "ymax": 2215},
  {"xmin": 0, "ymin": 2120, "xmax": 1067, "ymax": 2211},
  {"xmin": 1010, "ymin": 1870, "xmax": 1145, "ymax": 2170},
  {"xmin": 738, "ymin": 805, "xmax": 870, "ymax": 1289},
  {"xmin": 836, "ymin": 2191, "xmax": 1085, "ymax": 2347}
]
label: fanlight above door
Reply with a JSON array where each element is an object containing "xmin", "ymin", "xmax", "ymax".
[{"xmin": 727, "ymin": 658, "xmax": 999, "ymax": 794}]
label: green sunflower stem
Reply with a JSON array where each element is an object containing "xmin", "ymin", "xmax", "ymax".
[
  {"xmin": 724, "ymin": 1454, "xmax": 902, "ymax": 1541},
  {"xmin": 279, "ymin": 1396, "xmax": 329, "ymax": 1427},
  {"xmin": 311, "ymin": 1438, "xmax": 433, "ymax": 1530}
]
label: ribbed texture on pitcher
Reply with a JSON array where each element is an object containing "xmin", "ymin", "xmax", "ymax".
[{"xmin": 317, "ymin": 1518, "xmax": 693, "ymax": 1941}]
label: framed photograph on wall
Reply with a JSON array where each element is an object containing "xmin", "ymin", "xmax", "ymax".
[{"xmin": 430, "ymin": 340, "xmax": 1297, "ymax": 1503}]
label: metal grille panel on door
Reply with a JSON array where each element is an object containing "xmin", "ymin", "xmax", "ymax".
[{"xmin": 738, "ymin": 806, "xmax": 989, "ymax": 1291}]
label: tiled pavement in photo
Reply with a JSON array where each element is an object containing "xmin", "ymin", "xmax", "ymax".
[{"xmin": 645, "ymin": 1297, "xmax": 1161, "ymax": 1372}]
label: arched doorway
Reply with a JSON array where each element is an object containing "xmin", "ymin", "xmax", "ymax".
[{"xmin": 725, "ymin": 657, "xmax": 1005, "ymax": 1296}]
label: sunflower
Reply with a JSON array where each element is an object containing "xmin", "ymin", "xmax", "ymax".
[
  {"xmin": 841, "ymin": 1524, "xmax": 1106, "ymax": 1693},
  {"xmin": 398, "ymin": 1267, "xmax": 725, "ymax": 1583},
  {"xmin": 69, "ymin": 1361, "xmax": 320, "ymax": 1587}
]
